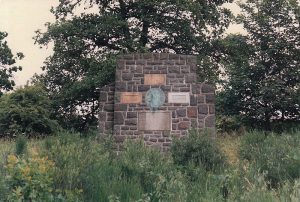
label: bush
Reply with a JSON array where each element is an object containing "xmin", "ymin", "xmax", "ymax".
[
  {"xmin": 2, "ymin": 130, "xmax": 299, "ymax": 201},
  {"xmin": 0, "ymin": 85, "xmax": 60, "ymax": 138},
  {"xmin": 216, "ymin": 115, "xmax": 244, "ymax": 134},
  {"xmin": 171, "ymin": 130, "xmax": 226, "ymax": 173},
  {"xmin": 15, "ymin": 135, "xmax": 27, "ymax": 156},
  {"xmin": 41, "ymin": 133, "xmax": 191, "ymax": 202},
  {"xmin": 118, "ymin": 141, "xmax": 188, "ymax": 202},
  {"xmin": 42, "ymin": 132, "xmax": 95, "ymax": 201},
  {"xmin": 4, "ymin": 154, "xmax": 58, "ymax": 201},
  {"xmin": 239, "ymin": 130, "xmax": 300, "ymax": 187}
]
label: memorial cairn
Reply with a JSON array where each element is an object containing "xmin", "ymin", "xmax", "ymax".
[{"xmin": 99, "ymin": 53, "xmax": 215, "ymax": 151}]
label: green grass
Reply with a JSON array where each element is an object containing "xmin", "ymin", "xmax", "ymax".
[
  {"xmin": 0, "ymin": 130, "xmax": 299, "ymax": 201},
  {"xmin": 0, "ymin": 139, "xmax": 14, "ymax": 161},
  {"xmin": 0, "ymin": 139, "xmax": 13, "ymax": 200},
  {"xmin": 217, "ymin": 135, "xmax": 241, "ymax": 166}
]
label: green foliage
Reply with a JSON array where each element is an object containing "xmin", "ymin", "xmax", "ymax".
[
  {"xmin": 43, "ymin": 132, "xmax": 103, "ymax": 201},
  {"xmin": 34, "ymin": 0, "xmax": 233, "ymax": 131},
  {"xmin": 1, "ymin": 130, "xmax": 300, "ymax": 201},
  {"xmin": 0, "ymin": 85, "xmax": 60, "ymax": 137},
  {"xmin": 33, "ymin": 57, "xmax": 116, "ymax": 132},
  {"xmin": 279, "ymin": 179, "xmax": 300, "ymax": 202},
  {"xmin": 5, "ymin": 154, "xmax": 58, "ymax": 201},
  {"xmin": 218, "ymin": 0, "xmax": 300, "ymax": 129},
  {"xmin": 216, "ymin": 115, "xmax": 244, "ymax": 134},
  {"xmin": 239, "ymin": 130, "xmax": 300, "ymax": 187},
  {"xmin": 42, "ymin": 132, "xmax": 188, "ymax": 201},
  {"xmin": 171, "ymin": 130, "xmax": 226, "ymax": 173},
  {"xmin": 239, "ymin": 131, "xmax": 267, "ymax": 161},
  {"xmin": 118, "ymin": 141, "xmax": 188, "ymax": 202},
  {"xmin": 15, "ymin": 135, "xmax": 27, "ymax": 156},
  {"xmin": 0, "ymin": 31, "xmax": 23, "ymax": 96},
  {"xmin": 0, "ymin": 140, "xmax": 13, "ymax": 200}
]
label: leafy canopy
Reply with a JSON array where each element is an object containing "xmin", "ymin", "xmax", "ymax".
[
  {"xmin": 0, "ymin": 31, "xmax": 23, "ymax": 96},
  {"xmin": 0, "ymin": 85, "xmax": 60, "ymax": 137},
  {"xmin": 217, "ymin": 0, "xmax": 300, "ymax": 129},
  {"xmin": 35, "ymin": 0, "xmax": 233, "ymax": 131}
]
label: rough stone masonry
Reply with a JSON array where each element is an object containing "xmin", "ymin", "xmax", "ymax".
[{"xmin": 99, "ymin": 53, "xmax": 215, "ymax": 151}]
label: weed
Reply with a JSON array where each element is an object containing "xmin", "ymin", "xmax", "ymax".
[{"xmin": 15, "ymin": 134, "xmax": 27, "ymax": 156}]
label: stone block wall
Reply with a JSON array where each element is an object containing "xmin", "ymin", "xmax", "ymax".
[
  {"xmin": 99, "ymin": 53, "xmax": 215, "ymax": 151},
  {"xmin": 99, "ymin": 83, "xmax": 115, "ymax": 133}
]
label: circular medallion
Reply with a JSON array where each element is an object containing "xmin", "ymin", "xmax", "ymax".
[{"xmin": 145, "ymin": 88, "xmax": 165, "ymax": 111}]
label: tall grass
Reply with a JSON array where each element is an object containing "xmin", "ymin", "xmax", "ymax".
[
  {"xmin": 239, "ymin": 130, "xmax": 300, "ymax": 188},
  {"xmin": 0, "ymin": 130, "xmax": 299, "ymax": 201},
  {"xmin": 0, "ymin": 139, "xmax": 14, "ymax": 199},
  {"xmin": 15, "ymin": 134, "xmax": 27, "ymax": 156}
]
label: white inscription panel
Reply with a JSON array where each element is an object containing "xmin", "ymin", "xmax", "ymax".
[
  {"xmin": 138, "ymin": 112, "xmax": 171, "ymax": 131},
  {"xmin": 168, "ymin": 92, "xmax": 190, "ymax": 104}
]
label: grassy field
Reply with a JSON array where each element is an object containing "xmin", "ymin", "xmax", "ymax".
[
  {"xmin": 0, "ymin": 130, "xmax": 299, "ymax": 201},
  {"xmin": 0, "ymin": 139, "xmax": 13, "ymax": 166}
]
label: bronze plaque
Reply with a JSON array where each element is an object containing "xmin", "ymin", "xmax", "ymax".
[
  {"xmin": 145, "ymin": 88, "xmax": 166, "ymax": 111},
  {"xmin": 144, "ymin": 74, "xmax": 166, "ymax": 85},
  {"xmin": 138, "ymin": 112, "xmax": 171, "ymax": 131},
  {"xmin": 120, "ymin": 92, "xmax": 142, "ymax": 104}
]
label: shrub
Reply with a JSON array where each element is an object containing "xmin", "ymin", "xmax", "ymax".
[
  {"xmin": 0, "ymin": 85, "xmax": 60, "ymax": 138},
  {"xmin": 171, "ymin": 130, "xmax": 226, "ymax": 173},
  {"xmin": 2, "ymin": 130, "xmax": 299, "ymax": 201},
  {"xmin": 118, "ymin": 141, "xmax": 187, "ymax": 202},
  {"xmin": 43, "ymin": 132, "xmax": 146, "ymax": 201},
  {"xmin": 216, "ymin": 115, "xmax": 244, "ymax": 134},
  {"xmin": 269, "ymin": 121, "xmax": 300, "ymax": 134},
  {"xmin": 42, "ymin": 133, "xmax": 191, "ymax": 202},
  {"xmin": 42, "ymin": 132, "xmax": 92, "ymax": 201},
  {"xmin": 15, "ymin": 134, "xmax": 27, "ymax": 156},
  {"xmin": 5, "ymin": 153, "xmax": 58, "ymax": 201}
]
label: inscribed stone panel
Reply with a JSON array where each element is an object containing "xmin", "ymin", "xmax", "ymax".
[
  {"xmin": 138, "ymin": 112, "xmax": 171, "ymax": 131},
  {"xmin": 120, "ymin": 92, "xmax": 142, "ymax": 104},
  {"xmin": 168, "ymin": 92, "xmax": 190, "ymax": 104},
  {"xmin": 144, "ymin": 74, "xmax": 166, "ymax": 85}
]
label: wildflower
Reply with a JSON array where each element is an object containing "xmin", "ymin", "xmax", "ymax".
[
  {"xmin": 7, "ymin": 154, "xmax": 18, "ymax": 164},
  {"xmin": 21, "ymin": 165, "xmax": 30, "ymax": 176}
]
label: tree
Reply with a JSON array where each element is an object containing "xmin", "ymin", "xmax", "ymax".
[
  {"xmin": 0, "ymin": 31, "xmax": 23, "ymax": 96},
  {"xmin": 218, "ymin": 0, "xmax": 300, "ymax": 129},
  {"xmin": 0, "ymin": 85, "xmax": 60, "ymax": 137},
  {"xmin": 35, "ymin": 0, "xmax": 233, "ymax": 131}
]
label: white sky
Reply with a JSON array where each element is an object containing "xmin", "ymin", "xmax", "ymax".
[{"xmin": 0, "ymin": 0, "xmax": 245, "ymax": 86}]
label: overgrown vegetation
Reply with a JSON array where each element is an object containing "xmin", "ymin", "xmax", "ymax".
[
  {"xmin": 171, "ymin": 130, "xmax": 226, "ymax": 173},
  {"xmin": 240, "ymin": 131, "xmax": 300, "ymax": 188},
  {"xmin": 0, "ymin": 85, "xmax": 60, "ymax": 138},
  {"xmin": 0, "ymin": 130, "xmax": 299, "ymax": 201},
  {"xmin": 217, "ymin": 0, "xmax": 300, "ymax": 130},
  {"xmin": 0, "ymin": 1, "xmax": 299, "ymax": 201}
]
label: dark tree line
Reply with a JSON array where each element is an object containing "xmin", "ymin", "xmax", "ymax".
[
  {"xmin": 0, "ymin": 0, "xmax": 299, "ymax": 136},
  {"xmin": 33, "ymin": 0, "xmax": 232, "ymax": 131},
  {"xmin": 218, "ymin": 0, "xmax": 300, "ymax": 130}
]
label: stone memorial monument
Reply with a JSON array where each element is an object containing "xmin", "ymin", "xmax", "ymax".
[{"xmin": 99, "ymin": 53, "xmax": 215, "ymax": 151}]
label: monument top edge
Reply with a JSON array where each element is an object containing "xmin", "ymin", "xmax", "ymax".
[{"xmin": 117, "ymin": 53, "xmax": 197, "ymax": 61}]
